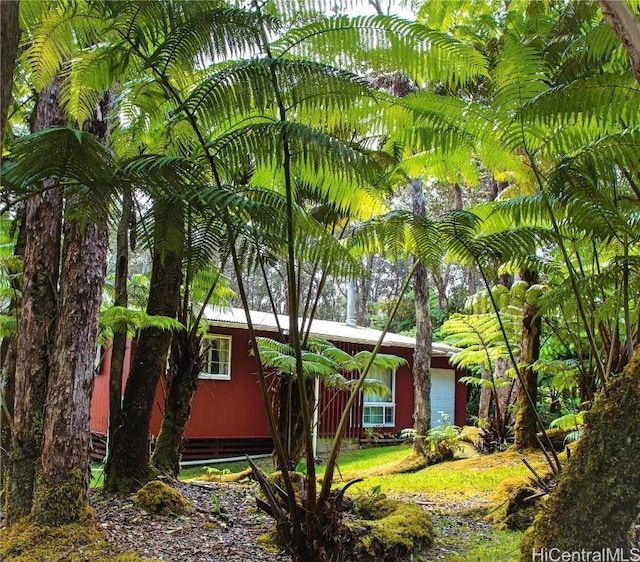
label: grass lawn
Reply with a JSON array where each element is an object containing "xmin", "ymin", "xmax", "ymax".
[{"xmin": 180, "ymin": 443, "xmax": 539, "ymax": 561}]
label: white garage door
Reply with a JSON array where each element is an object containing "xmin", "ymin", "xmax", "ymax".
[{"xmin": 430, "ymin": 368, "xmax": 456, "ymax": 428}]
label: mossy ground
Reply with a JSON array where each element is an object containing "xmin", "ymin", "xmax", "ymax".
[
  {"xmin": 348, "ymin": 494, "xmax": 433, "ymax": 562},
  {"xmin": 132, "ymin": 480, "xmax": 192, "ymax": 516},
  {"xmin": 0, "ymin": 512, "xmax": 154, "ymax": 562}
]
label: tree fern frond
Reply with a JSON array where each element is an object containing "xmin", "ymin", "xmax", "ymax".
[
  {"xmin": 272, "ymin": 14, "xmax": 488, "ymax": 89},
  {"xmin": 145, "ymin": 7, "xmax": 265, "ymax": 77},
  {"xmin": 4, "ymin": 127, "xmax": 118, "ymax": 221},
  {"xmin": 524, "ymin": 73, "xmax": 640, "ymax": 133},
  {"xmin": 210, "ymin": 121, "xmax": 383, "ymax": 213}
]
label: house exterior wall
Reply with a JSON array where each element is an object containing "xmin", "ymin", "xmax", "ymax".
[
  {"xmin": 90, "ymin": 323, "xmax": 466, "ymax": 458},
  {"xmin": 148, "ymin": 325, "xmax": 272, "ymax": 440}
]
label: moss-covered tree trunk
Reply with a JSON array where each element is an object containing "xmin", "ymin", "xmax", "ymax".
[
  {"xmin": 104, "ymin": 206, "xmax": 183, "ymax": 493},
  {"xmin": 31, "ymin": 93, "xmax": 110, "ymax": 526},
  {"xmin": 275, "ymin": 374, "xmax": 309, "ymax": 471},
  {"xmin": 514, "ymin": 270, "xmax": 541, "ymax": 450},
  {"xmin": 411, "ymin": 178, "xmax": 432, "ymax": 455},
  {"xmin": 5, "ymin": 78, "xmax": 64, "ymax": 525},
  {"xmin": 32, "ymin": 215, "xmax": 108, "ymax": 526},
  {"xmin": 0, "ymin": 0, "xmax": 20, "ymax": 149},
  {"xmin": 521, "ymin": 347, "xmax": 640, "ymax": 558},
  {"xmin": 150, "ymin": 331, "xmax": 203, "ymax": 477}
]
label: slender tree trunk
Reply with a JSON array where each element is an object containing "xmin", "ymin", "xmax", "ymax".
[
  {"xmin": 5, "ymin": 78, "xmax": 64, "ymax": 525},
  {"xmin": 521, "ymin": 347, "xmax": 640, "ymax": 558},
  {"xmin": 478, "ymin": 365, "xmax": 491, "ymax": 421},
  {"xmin": 274, "ymin": 374, "xmax": 310, "ymax": 471},
  {"xmin": 411, "ymin": 178, "xmax": 433, "ymax": 455},
  {"xmin": 494, "ymin": 358, "xmax": 511, "ymax": 432},
  {"xmin": 107, "ymin": 189, "xmax": 132, "ymax": 458},
  {"xmin": 105, "ymin": 206, "xmax": 183, "ymax": 493},
  {"xmin": 150, "ymin": 331, "xmax": 203, "ymax": 477},
  {"xmin": 32, "ymin": 215, "xmax": 108, "ymax": 526},
  {"xmin": 0, "ymin": 0, "xmax": 20, "ymax": 149},
  {"xmin": 356, "ymin": 255, "xmax": 374, "ymax": 326},
  {"xmin": 514, "ymin": 270, "xmax": 541, "ymax": 450},
  {"xmin": 0, "ymin": 213, "xmax": 25, "ymax": 488}
]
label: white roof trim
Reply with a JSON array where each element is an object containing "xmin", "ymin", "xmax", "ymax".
[{"xmin": 204, "ymin": 307, "xmax": 458, "ymax": 357}]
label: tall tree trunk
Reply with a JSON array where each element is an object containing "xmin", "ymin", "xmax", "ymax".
[
  {"xmin": 150, "ymin": 331, "xmax": 203, "ymax": 477},
  {"xmin": 5, "ymin": 78, "xmax": 64, "ymax": 525},
  {"xmin": 0, "ymin": 212, "xmax": 26, "ymax": 488},
  {"xmin": 514, "ymin": 270, "xmax": 541, "ymax": 450},
  {"xmin": 521, "ymin": 347, "xmax": 640, "ymax": 558},
  {"xmin": 32, "ymin": 215, "xmax": 108, "ymax": 526},
  {"xmin": 31, "ymin": 93, "xmax": 110, "ymax": 526},
  {"xmin": 493, "ymin": 358, "xmax": 510, "ymax": 434},
  {"xmin": 107, "ymin": 189, "xmax": 132, "ymax": 458},
  {"xmin": 478, "ymin": 365, "xmax": 491, "ymax": 420},
  {"xmin": 105, "ymin": 206, "xmax": 183, "ymax": 493},
  {"xmin": 356, "ymin": 255, "xmax": 374, "ymax": 326},
  {"xmin": 0, "ymin": 0, "xmax": 20, "ymax": 149},
  {"xmin": 411, "ymin": 178, "xmax": 433, "ymax": 455}
]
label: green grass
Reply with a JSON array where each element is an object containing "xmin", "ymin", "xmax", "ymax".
[{"xmin": 91, "ymin": 465, "xmax": 105, "ymax": 488}]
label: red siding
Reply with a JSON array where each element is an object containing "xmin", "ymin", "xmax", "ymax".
[
  {"xmin": 90, "ymin": 339, "xmax": 132, "ymax": 435},
  {"xmin": 150, "ymin": 326, "xmax": 273, "ymax": 440},
  {"xmin": 92, "ymin": 325, "xmax": 466, "ymax": 447}
]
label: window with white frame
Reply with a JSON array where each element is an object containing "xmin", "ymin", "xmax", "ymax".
[
  {"xmin": 199, "ymin": 335, "xmax": 232, "ymax": 380},
  {"xmin": 363, "ymin": 366, "xmax": 395, "ymax": 427}
]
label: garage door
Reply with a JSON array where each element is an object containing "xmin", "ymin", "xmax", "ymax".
[{"xmin": 430, "ymin": 368, "xmax": 456, "ymax": 427}]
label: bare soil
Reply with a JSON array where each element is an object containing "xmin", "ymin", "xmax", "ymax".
[{"xmin": 91, "ymin": 480, "xmax": 286, "ymax": 562}]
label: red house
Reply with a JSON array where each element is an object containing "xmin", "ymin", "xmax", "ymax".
[{"xmin": 90, "ymin": 308, "xmax": 466, "ymax": 461}]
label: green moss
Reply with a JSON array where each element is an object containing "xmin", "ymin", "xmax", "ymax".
[
  {"xmin": 347, "ymin": 494, "xmax": 433, "ymax": 562},
  {"xmin": 132, "ymin": 480, "xmax": 191, "ymax": 516},
  {"xmin": 521, "ymin": 350, "xmax": 640, "ymax": 558},
  {"xmin": 31, "ymin": 468, "xmax": 87, "ymax": 526},
  {"xmin": 0, "ymin": 516, "xmax": 154, "ymax": 561},
  {"xmin": 488, "ymin": 473, "xmax": 546, "ymax": 531}
]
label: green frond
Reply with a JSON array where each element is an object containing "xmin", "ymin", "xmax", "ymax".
[
  {"xmin": 440, "ymin": 312, "xmax": 516, "ymax": 373},
  {"xmin": 492, "ymin": 38, "xmax": 549, "ymax": 112},
  {"xmin": 0, "ymin": 315, "xmax": 18, "ymax": 340},
  {"xmin": 3, "ymin": 128, "xmax": 118, "ymax": 222},
  {"xmin": 145, "ymin": 7, "xmax": 265, "ymax": 77},
  {"xmin": 273, "ymin": 15, "xmax": 488, "ymax": 89},
  {"xmin": 60, "ymin": 44, "xmax": 127, "ymax": 124},
  {"xmin": 100, "ymin": 306, "xmax": 184, "ymax": 337},
  {"xmin": 210, "ymin": 121, "xmax": 383, "ymax": 213},
  {"xmin": 182, "ymin": 57, "xmax": 374, "ymax": 133},
  {"xmin": 524, "ymin": 73, "xmax": 640, "ymax": 133},
  {"xmin": 21, "ymin": 3, "xmax": 107, "ymax": 91}
]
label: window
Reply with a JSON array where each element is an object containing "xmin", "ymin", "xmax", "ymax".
[
  {"xmin": 199, "ymin": 335, "xmax": 232, "ymax": 380},
  {"xmin": 363, "ymin": 366, "xmax": 395, "ymax": 427}
]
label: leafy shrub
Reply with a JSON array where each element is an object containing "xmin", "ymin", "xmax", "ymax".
[{"xmin": 423, "ymin": 413, "xmax": 462, "ymax": 463}]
